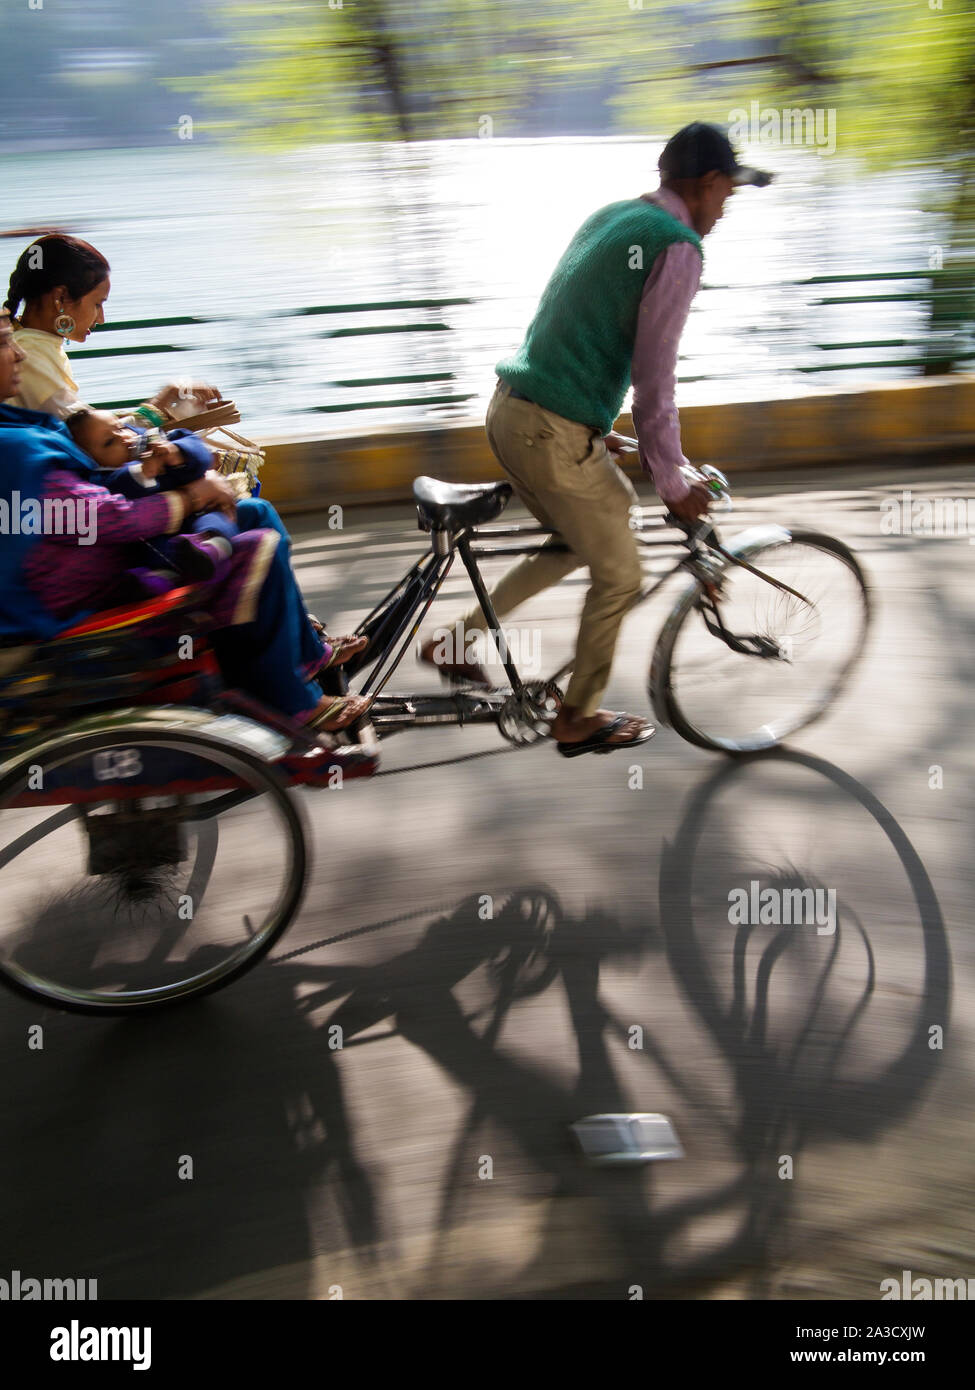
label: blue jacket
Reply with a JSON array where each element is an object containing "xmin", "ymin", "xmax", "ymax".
[
  {"xmin": 0, "ymin": 404, "xmax": 99, "ymax": 640},
  {"xmin": 106, "ymin": 425, "xmax": 212, "ymax": 497}
]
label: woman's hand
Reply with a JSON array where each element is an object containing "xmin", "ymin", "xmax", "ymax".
[{"xmin": 150, "ymin": 382, "xmax": 222, "ymax": 419}]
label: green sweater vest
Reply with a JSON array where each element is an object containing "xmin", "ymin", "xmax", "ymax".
[{"xmin": 496, "ymin": 198, "xmax": 702, "ymax": 434}]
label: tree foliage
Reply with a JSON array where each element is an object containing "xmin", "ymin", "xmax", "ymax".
[
  {"xmin": 193, "ymin": 0, "xmax": 975, "ymax": 194},
  {"xmin": 180, "ymin": 0, "xmax": 640, "ymax": 142}
]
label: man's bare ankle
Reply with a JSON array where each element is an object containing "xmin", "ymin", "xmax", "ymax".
[{"xmin": 552, "ymin": 705, "xmax": 595, "ymax": 738}]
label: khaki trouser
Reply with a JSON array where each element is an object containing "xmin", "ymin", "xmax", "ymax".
[{"xmin": 457, "ymin": 380, "xmax": 643, "ymax": 717}]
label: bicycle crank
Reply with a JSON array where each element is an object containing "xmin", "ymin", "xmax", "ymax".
[{"xmin": 497, "ymin": 681, "xmax": 564, "ymax": 747}]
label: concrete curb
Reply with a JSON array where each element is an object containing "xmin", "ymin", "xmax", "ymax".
[{"xmin": 256, "ymin": 376, "xmax": 975, "ymax": 513}]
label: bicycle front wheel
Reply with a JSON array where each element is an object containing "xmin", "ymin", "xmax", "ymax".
[{"xmin": 650, "ymin": 529, "xmax": 869, "ymax": 753}]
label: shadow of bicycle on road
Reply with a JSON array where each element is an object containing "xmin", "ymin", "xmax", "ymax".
[
  {"xmin": 0, "ymin": 750, "xmax": 950, "ymax": 1299},
  {"xmin": 263, "ymin": 747, "xmax": 950, "ymax": 1298}
]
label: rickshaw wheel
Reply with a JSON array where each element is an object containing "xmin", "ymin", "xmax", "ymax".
[{"xmin": 0, "ymin": 717, "xmax": 307, "ymax": 1014}]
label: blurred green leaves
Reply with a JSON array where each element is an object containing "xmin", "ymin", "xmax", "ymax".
[
  {"xmin": 191, "ymin": 0, "xmax": 974, "ymax": 181},
  {"xmin": 185, "ymin": 0, "xmax": 646, "ymax": 143}
]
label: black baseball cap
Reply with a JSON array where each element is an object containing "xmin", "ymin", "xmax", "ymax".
[{"xmin": 659, "ymin": 122, "xmax": 773, "ymax": 187}]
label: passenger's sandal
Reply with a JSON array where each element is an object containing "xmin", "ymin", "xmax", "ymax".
[
  {"xmin": 300, "ymin": 694, "xmax": 373, "ymax": 733},
  {"xmin": 321, "ymin": 634, "xmax": 369, "ymax": 668}
]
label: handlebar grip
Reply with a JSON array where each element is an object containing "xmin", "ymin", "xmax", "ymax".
[{"xmin": 665, "ymin": 511, "xmax": 705, "ymax": 535}]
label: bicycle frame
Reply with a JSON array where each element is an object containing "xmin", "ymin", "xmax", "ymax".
[{"xmin": 338, "ymin": 508, "xmax": 757, "ymax": 738}]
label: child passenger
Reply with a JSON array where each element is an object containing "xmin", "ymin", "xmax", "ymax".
[
  {"xmin": 64, "ymin": 406, "xmax": 369, "ymax": 673},
  {"xmin": 65, "ymin": 406, "xmax": 237, "ymax": 583}
]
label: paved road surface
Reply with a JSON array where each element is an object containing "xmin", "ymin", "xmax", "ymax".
[{"xmin": 1, "ymin": 461, "xmax": 972, "ymax": 1300}]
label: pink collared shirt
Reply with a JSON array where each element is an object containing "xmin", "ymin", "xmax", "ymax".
[{"xmin": 630, "ymin": 187, "xmax": 702, "ymax": 505}]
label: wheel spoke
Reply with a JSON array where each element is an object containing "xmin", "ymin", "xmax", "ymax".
[
  {"xmin": 654, "ymin": 533, "xmax": 869, "ymax": 752},
  {"xmin": 0, "ymin": 726, "xmax": 305, "ymax": 1013}
]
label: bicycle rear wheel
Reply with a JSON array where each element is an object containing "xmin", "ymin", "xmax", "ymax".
[
  {"xmin": 650, "ymin": 529, "xmax": 869, "ymax": 753},
  {"xmin": 0, "ymin": 719, "xmax": 306, "ymax": 1014}
]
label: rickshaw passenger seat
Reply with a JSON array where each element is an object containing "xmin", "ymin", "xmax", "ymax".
[{"xmin": 54, "ymin": 586, "xmax": 204, "ymax": 642}]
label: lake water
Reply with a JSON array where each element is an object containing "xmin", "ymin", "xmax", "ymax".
[{"xmin": 0, "ymin": 139, "xmax": 945, "ymax": 435}]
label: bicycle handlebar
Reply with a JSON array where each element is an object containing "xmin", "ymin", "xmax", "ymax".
[{"xmin": 612, "ymin": 436, "xmax": 732, "ymax": 536}]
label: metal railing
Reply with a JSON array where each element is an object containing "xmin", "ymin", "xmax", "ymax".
[
  {"xmin": 69, "ymin": 271, "xmax": 973, "ymax": 419},
  {"xmin": 73, "ymin": 297, "xmax": 476, "ymax": 416}
]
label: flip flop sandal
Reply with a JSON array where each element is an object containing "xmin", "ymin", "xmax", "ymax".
[
  {"xmin": 435, "ymin": 663, "xmax": 493, "ymax": 689},
  {"xmin": 301, "ymin": 694, "xmax": 373, "ymax": 734},
  {"xmin": 301, "ymin": 632, "xmax": 370, "ymax": 681},
  {"xmin": 419, "ymin": 640, "xmax": 492, "ymax": 688},
  {"xmin": 321, "ymin": 633, "xmax": 369, "ymax": 670},
  {"xmin": 556, "ymin": 714, "xmax": 656, "ymax": 759}
]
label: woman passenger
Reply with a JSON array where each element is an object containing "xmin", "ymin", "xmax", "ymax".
[
  {"xmin": 0, "ymin": 315, "xmax": 371, "ymax": 735},
  {"xmin": 3, "ymin": 234, "xmax": 366, "ymax": 675}
]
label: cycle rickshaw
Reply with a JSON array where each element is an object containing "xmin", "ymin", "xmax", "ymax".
[{"xmin": 0, "ymin": 460, "xmax": 869, "ymax": 1015}]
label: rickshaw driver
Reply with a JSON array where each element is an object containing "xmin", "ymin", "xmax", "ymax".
[{"xmin": 420, "ymin": 123, "xmax": 772, "ymax": 757}]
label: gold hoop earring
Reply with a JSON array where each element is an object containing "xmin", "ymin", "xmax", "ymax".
[{"xmin": 54, "ymin": 313, "xmax": 75, "ymax": 338}]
